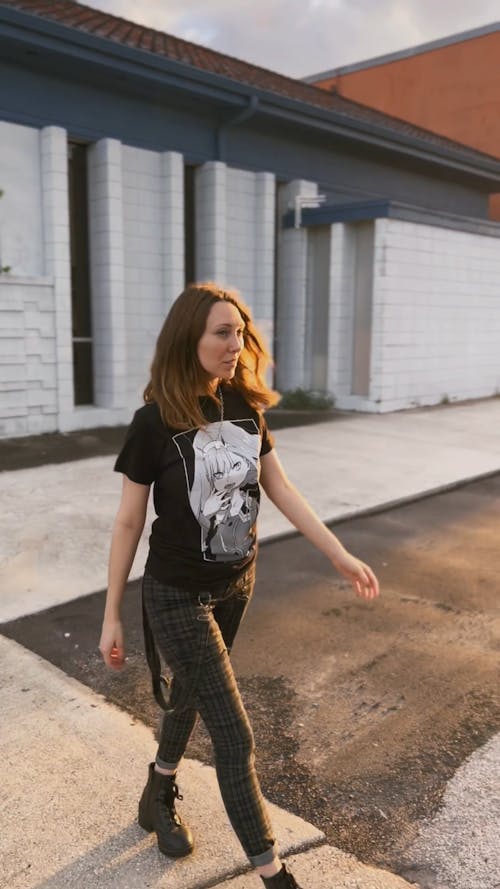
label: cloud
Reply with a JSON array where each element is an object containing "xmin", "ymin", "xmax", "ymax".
[{"xmin": 84, "ymin": 0, "xmax": 499, "ymax": 78}]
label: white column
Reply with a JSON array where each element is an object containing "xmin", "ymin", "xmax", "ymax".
[
  {"xmin": 253, "ymin": 171, "xmax": 275, "ymax": 356},
  {"xmin": 369, "ymin": 217, "xmax": 389, "ymax": 408},
  {"xmin": 161, "ymin": 151, "xmax": 184, "ymax": 309},
  {"xmin": 275, "ymin": 179, "xmax": 317, "ymax": 391},
  {"xmin": 40, "ymin": 126, "xmax": 73, "ymax": 428},
  {"xmin": 87, "ymin": 138, "xmax": 127, "ymax": 409},
  {"xmin": 195, "ymin": 161, "xmax": 227, "ymax": 283},
  {"xmin": 327, "ymin": 222, "xmax": 356, "ymax": 400}
]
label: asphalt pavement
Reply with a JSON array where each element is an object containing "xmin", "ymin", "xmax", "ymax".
[{"xmin": 1, "ymin": 397, "xmax": 500, "ymax": 889}]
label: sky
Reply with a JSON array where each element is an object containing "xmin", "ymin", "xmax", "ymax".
[{"xmin": 82, "ymin": 0, "xmax": 500, "ymax": 79}]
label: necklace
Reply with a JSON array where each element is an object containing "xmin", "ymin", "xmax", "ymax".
[
  {"xmin": 217, "ymin": 384, "xmax": 224, "ymax": 422},
  {"xmin": 217, "ymin": 383, "xmax": 224, "ymax": 437}
]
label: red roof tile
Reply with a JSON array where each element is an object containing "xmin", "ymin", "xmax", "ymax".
[{"xmin": 1, "ymin": 0, "xmax": 499, "ymax": 168}]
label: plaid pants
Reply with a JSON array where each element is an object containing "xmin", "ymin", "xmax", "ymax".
[{"xmin": 141, "ymin": 567, "xmax": 277, "ymax": 867}]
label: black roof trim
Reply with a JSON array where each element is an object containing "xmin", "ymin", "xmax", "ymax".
[{"xmin": 283, "ymin": 199, "xmax": 500, "ymax": 237}]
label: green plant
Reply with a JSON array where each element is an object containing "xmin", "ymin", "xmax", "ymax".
[{"xmin": 277, "ymin": 388, "xmax": 334, "ymax": 411}]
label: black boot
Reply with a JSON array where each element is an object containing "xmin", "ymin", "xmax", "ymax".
[
  {"xmin": 138, "ymin": 762, "xmax": 194, "ymax": 858},
  {"xmin": 261, "ymin": 863, "xmax": 302, "ymax": 888}
]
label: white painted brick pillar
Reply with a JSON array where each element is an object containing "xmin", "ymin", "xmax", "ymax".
[
  {"xmin": 275, "ymin": 179, "xmax": 318, "ymax": 391},
  {"xmin": 253, "ymin": 171, "xmax": 275, "ymax": 357},
  {"xmin": 368, "ymin": 218, "xmax": 387, "ymax": 406},
  {"xmin": 327, "ymin": 222, "xmax": 356, "ymax": 399},
  {"xmin": 195, "ymin": 161, "xmax": 227, "ymax": 282},
  {"xmin": 40, "ymin": 126, "xmax": 73, "ymax": 427},
  {"xmin": 161, "ymin": 151, "xmax": 184, "ymax": 309},
  {"xmin": 87, "ymin": 139, "xmax": 127, "ymax": 409}
]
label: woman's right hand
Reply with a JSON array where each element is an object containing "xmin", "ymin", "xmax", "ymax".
[{"xmin": 99, "ymin": 618, "xmax": 125, "ymax": 670}]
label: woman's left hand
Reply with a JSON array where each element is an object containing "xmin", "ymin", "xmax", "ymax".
[{"xmin": 331, "ymin": 549, "xmax": 380, "ymax": 600}]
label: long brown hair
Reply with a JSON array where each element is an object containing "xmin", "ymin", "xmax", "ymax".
[{"xmin": 143, "ymin": 282, "xmax": 280, "ymax": 429}]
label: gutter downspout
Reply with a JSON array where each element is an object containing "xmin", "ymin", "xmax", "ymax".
[{"xmin": 216, "ymin": 94, "xmax": 259, "ymax": 161}]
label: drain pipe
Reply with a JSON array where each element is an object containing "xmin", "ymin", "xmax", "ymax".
[{"xmin": 216, "ymin": 94, "xmax": 259, "ymax": 161}]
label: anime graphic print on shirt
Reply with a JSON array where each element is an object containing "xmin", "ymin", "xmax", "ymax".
[{"xmin": 173, "ymin": 419, "xmax": 261, "ymax": 562}]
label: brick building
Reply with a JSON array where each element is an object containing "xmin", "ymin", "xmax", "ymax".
[
  {"xmin": 1, "ymin": 1, "xmax": 500, "ymax": 437},
  {"xmin": 305, "ymin": 23, "xmax": 500, "ymax": 218}
]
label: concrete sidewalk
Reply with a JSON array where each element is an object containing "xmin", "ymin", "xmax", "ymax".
[
  {"xmin": 1, "ymin": 398, "xmax": 500, "ymax": 889},
  {"xmin": 0, "ymin": 634, "xmax": 413, "ymax": 889},
  {"xmin": 2, "ymin": 398, "xmax": 500, "ymax": 623}
]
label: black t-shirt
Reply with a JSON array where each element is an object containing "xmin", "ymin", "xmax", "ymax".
[{"xmin": 114, "ymin": 386, "xmax": 274, "ymax": 590}]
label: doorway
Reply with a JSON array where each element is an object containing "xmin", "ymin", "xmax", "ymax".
[{"xmin": 304, "ymin": 225, "xmax": 331, "ymax": 392}]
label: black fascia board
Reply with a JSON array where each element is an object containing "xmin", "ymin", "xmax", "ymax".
[
  {"xmin": 257, "ymin": 102, "xmax": 500, "ymax": 188},
  {"xmin": 283, "ymin": 199, "xmax": 500, "ymax": 238},
  {"xmin": 2, "ymin": 4, "xmax": 500, "ymax": 187},
  {"xmin": 283, "ymin": 200, "xmax": 391, "ymax": 227}
]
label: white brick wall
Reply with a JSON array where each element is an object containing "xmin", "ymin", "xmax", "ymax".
[
  {"xmin": 330, "ymin": 217, "xmax": 500, "ymax": 412},
  {"xmin": 87, "ymin": 138, "xmax": 127, "ymax": 415},
  {"xmin": 275, "ymin": 180, "xmax": 318, "ymax": 390},
  {"xmin": 195, "ymin": 161, "xmax": 227, "ymax": 283},
  {"xmin": 0, "ymin": 130, "xmax": 187, "ymax": 437},
  {"xmin": 121, "ymin": 144, "xmax": 161, "ymax": 404},
  {"xmin": 0, "ymin": 277, "xmax": 57, "ymax": 437},
  {"xmin": 195, "ymin": 161, "xmax": 275, "ymax": 352},
  {"xmin": 371, "ymin": 218, "xmax": 500, "ymax": 411},
  {"xmin": 40, "ymin": 126, "xmax": 74, "ymax": 428},
  {"xmin": 121, "ymin": 146, "xmax": 185, "ymax": 405},
  {"xmin": 327, "ymin": 223, "xmax": 356, "ymax": 400},
  {"xmin": 160, "ymin": 151, "xmax": 184, "ymax": 311},
  {"xmin": 5, "ymin": 119, "xmax": 499, "ymax": 438},
  {"xmin": 225, "ymin": 167, "xmax": 256, "ymax": 298},
  {"xmin": 0, "ymin": 121, "xmax": 44, "ymax": 276},
  {"xmin": 253, "ymin": 172, "xmax": 275, "ymax": 353},
  {"xmin": 226, "ymin": 167, "xmax": 275, "ymax": 342}
]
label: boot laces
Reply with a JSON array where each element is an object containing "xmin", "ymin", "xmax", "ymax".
[
  {"xmin": 171, "ymin": 781, "xmax": 183, "ymax": 802},
  {"xmin": 157, "ymin": 778, "xmax": 183, "ymax": 823}
]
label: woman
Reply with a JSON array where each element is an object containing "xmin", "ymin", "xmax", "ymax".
[{"xmin": 99, "ymin": 282, "xmax": 379, "ymax": 888}]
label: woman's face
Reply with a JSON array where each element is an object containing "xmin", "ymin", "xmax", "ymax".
[{"xmin": 197, "ymin": 300, "xmax": 245, "ymax": 382}]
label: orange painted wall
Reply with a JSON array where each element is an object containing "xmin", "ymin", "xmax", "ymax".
[{"xmin": 315, "ymin": 31, "xmax": 500, "ymax": 219}]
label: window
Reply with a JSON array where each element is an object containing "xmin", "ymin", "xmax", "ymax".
[{"xmin": 68, "ymin": 141, "xmax": 93, "ymax": 405}]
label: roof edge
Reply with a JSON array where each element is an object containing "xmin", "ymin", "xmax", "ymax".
[
  {"xmin": 283, "ymin": 199, "xmax": 500, "ymax": 238},
  {"xmin": 2, "ymin": 5, "xmax": 500, "ymax": 184},
  {"xmin": 303, "ymin": 20, "xmax": 500, "ymax": 83}
]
